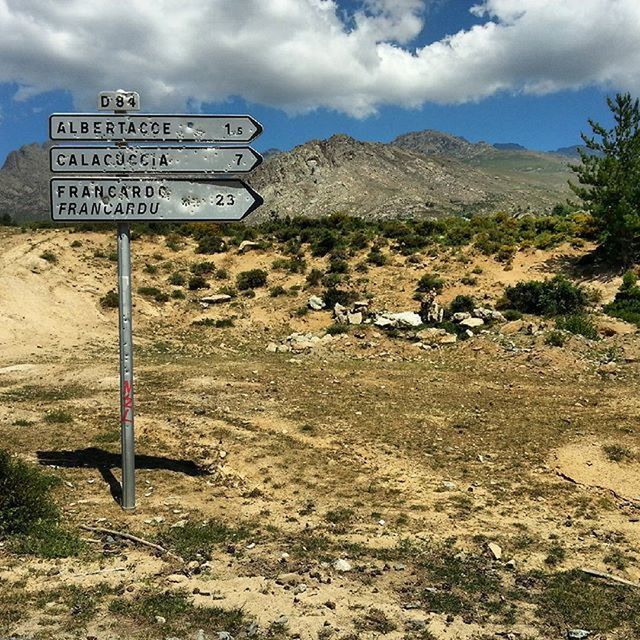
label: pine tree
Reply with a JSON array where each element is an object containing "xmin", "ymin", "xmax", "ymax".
[{"xmin": 570, "ymin": 93, "xmax": 640, "ymax": 264}]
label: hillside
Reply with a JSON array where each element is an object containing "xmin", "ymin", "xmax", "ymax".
[
  {"xmin": 393, "ymin": 130, "xmax": 575, "ymax": 206},
  {"xmin": 1, "ymin": 130, "xmax": 576, "ymax": 225},
  {"xmin": 0, "ymin": 220, "xmax": 639, "ymax": 639}
]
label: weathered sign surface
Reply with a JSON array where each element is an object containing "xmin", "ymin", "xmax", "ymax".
[
  {"xmin": 49, "ymin": 114, "xmax": 262, "ymax": 142},
  {"xmin": 50, "ymin": 145, "xmax": 263, "ymax": 174},
  {"xmin": 50, "ymin": 178, "xmax": 263, "ymax": 222}
]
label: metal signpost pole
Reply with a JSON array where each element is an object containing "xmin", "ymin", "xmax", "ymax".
[
  {"xmin": 113, "ymin": 96, "xmax": 137, "ymax": 511},
  {"xmin": 117, "ymin": 220, "xmax": 135, "ymax": 510}
]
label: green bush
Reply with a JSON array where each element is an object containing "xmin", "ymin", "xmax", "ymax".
[
  {"xmin": 503, "ymin": 309, "xmax": 523, "ymax": 321},
  {"xmin": 0, "ymin": 450, "xmax": 83, "ymax": 557},
  {"xmin": 187, "ymin": 275, "xmax": 209, "ymax": 290},
  {"xmin": 555, "ymin": 314, "xmax": 599, "ymax": 340},
  {"xmin": 40, "ymin": 250, "xmax": 57, "ymax": 263},
  {"xmin": 367, "ymin": 248, "xmax": 388, "ymax": 266},
  {"xmin": 171, "ymin": 289, "xmax": 186, "ymax": 300},
  {"xmin": 328, "ymin": 256, "xmax": 349, "ymax": 274},
  {"xmin": 417, "ymin": 273, "xmax": 445, "ymax": 293},
  {"xmin": 168, "ymin": 272, "xmax": 186, "ymax": 286},
  {"xmin": 306, "ymin": 268, "xmax": 324, "ymax": 286},
  {"xmin": 236, "ymin": 269, "xmax": 267, "ymax": 290},
  {"xmin": 604, "ymin": 272, "xmax": 640, "ymax": 326},
  {"xmin": 190, "ymin": 261, "xmax": 216, "ymax": 275},
  {"xmin": 44, "ymin": 410, "xmax": 73, "ymax": 424},
  {"xmin": 270, "ymin": 285, "xmax": 287, "ymax": 297},
  {"xmin": 449, "ymin": 295, "xmax": 476, "ymax": 314},
  {"xmin": 323, "ymin": 287, "xmax": 357, "ymax": 309},
  {"xmin": 100, "ymin": 290, "xmax": 119, "ymax": 309},
  {"xmin": 195, "ymin": 234, "xmax": 225, "ymax": 255},
  {"xmin": 503, "ymin": 276, "xmax": 588, "ymax": 316},
  {"xmin": 138, "ymin": 286, "xmax": 162, "ymax": 297},
  {"xmin": 545, "ymin": 330, "xmax": 567, "ymax": 347},
  {"xmin": 143, "ymin": 263, "xmax": 158, "ymax": 274},
  {"xmin": 326, "ymin": 324, "xmax": 350, "ymax": 336}
]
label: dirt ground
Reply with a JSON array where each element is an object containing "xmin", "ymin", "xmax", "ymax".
[{"xmin": 1, "ymin": 227, "xmax": 640, "ymax": 640}]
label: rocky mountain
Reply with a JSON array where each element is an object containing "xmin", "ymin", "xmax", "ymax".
[
  {"xmin": 0, "ymin": 142, "xmax": 53, "ymax": 224},
  {"xmin": 0, "ymin": 130, "xmax": 576, "ymax": 224}
]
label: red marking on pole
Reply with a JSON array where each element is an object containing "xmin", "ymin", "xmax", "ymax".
[{"xmin": 121, "ymin": 379, "xmax": 133, "ymax": 425}]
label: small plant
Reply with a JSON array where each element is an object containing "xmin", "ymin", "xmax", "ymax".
[
  {"xmin": 604, "ymin": 271, "xmax": 640, "ymax": 326},
  {"xmin": 43, "ymin": 410, "xmax": 73, "ymax": 424},
  {"xmin": 270, "ymin": 285, "xmax": 287, "ymax": 297},
  {"xmin": 323, "ymin": 287, "xmax": 357, "ymax": 309},
  {"xmin": 328, "ymin": 256, "xmax": 349, "ymax": 274},
  {"xmin": 100, "ymin": 290, "xmax": 119, "ymax": 309},
  {"xmin": 502, "ymin": 309, "xmax": 523, "ymax": 321},
  {"xmin": 417, "ymin": 272, "xmax": 445, "ymax": 293},
  {"xmin": 545, "ymin": 330, "xmax": 567, "ymax": 347},
  {"xmin": 40, "ymin": 250, "xmax": 57, "ymax": 263},
  {"xmin": 306, "ymin": 268, "xmax": 324, "ymax": 286},
  {"xmin": 168, "ymin": 272, "xmax": 186, "ymax": 286},
  {"xmin": 545, "ymin": 544, "xmax": 566, "ymax": 566},
  {"xmin": 236, "ymin": 269, "xmax": 267, "ymax": 290},
  {"xmin": 555, "ymin": 314, "xmax": 599, "ymax": 340},
  {"xmin": 187, "ymin": 275, "xmax": 209, "ymax": 290},
  {"xmin": 196, "ymin": 234, "xmax": 226, "ymax": 255},
  {"xmin": 449, "ymin": 295, "xmax": 475, "ymax": 314},
  {"xmin": 326, "ymin": 324, "xmax": 350, "ymax": 336},
  {"xmin": 367, "ymin": 248, "xmax": 388, "ymax": 266},
  {"xmin": 171, "ymin": 289, "xmax": 186, "ymax": 300},
  {"xmin": 191, "ymin": 261, "xmax": 216, "ymax": 275},
  {"xmin": 192, "ymin": 318, "xmax": 234, "ymax": 328},
  {"xmin": 503, "ymin": 276, "xmax": 587, "ymax": 316},
  {"xmin": 138, "ymin": 286, "xmax": 162, "ymax": 297},
  {"xmin": 215, "ymin": 267, "xmax": 229, "ymax": 280},
  {"xmin": 70, "ymin": 239, "xmax": 82, "ymax": 248},
  {"xmin": 165, "ymin": 233, "xmax": 184, "ymax": 251},
  {"xmin": 143, "ymin": 263, "xmax": 158, "ymax": 274},
  {"xmin": 602, "ymin": 444, "xmax": 635, "ymax": 463}
]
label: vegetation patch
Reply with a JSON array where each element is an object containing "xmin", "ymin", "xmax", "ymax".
[{"xmin": 501, "ymin": 276, "xmax": 587, "ymax": 316}]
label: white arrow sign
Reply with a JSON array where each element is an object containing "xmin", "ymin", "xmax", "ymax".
[
  {"xmin": 50, "ymin": 146, "xmax": 263, "ymax": 174},
  {"xmin": 49, "ymin": 114, "xmax": 262, "ymax": 142},
  {"xmin": 50, "ymin": 178, "xmax": 263, "ymax": 222}
]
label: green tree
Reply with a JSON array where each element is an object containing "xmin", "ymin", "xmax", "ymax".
[{"xmin": 570, "ymin": 93, "xmax": 640, "ymax": 264}]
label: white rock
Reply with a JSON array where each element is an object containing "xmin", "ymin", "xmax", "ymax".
[
  {"xmin": 333, "ymin": 559, "xmax": 353, "ymax": 572},
  {"xmin": 439, "ymin": 334, "xmax": 457, "ymax": 345},
  {"xmin": 347, "ymin": 312, "xmax": 363, "ymax": 325},
  {"xmin": 452, "ymin": 312, "xmax": 471, "ymax": 322},
  {"xmin": 200, "ymin": 294, "xmax": 231, "ymax": 305},
  {"xmin": 460, "ymin": 317, "xmax": 484, "ymax": 329},
  {"xmin": 487, "ymin": 542, "xmax": 502, "ymax": 560},
  {"xmin": 266, "ymin": 342, "xmax": 278, "ymax": 353},
  {"xmin": 308, "ymin": 295, "xmax": 326, "ymax": 311},
  {"xmin": 238, "ymin": 240, "xmax": 261, "ymax": 253},
  {"xmin": 166, "ymin": 573, "xmax": 188, "ymax": 584},
  {"xmin": 155, "ymin": 616, "xmax": 166, "ymax": 624}
]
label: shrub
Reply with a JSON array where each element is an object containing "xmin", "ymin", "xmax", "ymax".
[
  {"xmin": 70, "ymin": 239, "xmax": 82, "ymax": 248},
  {"xmin": 218, "ymin": 285, "xmax": 238, "ymax": 298},
  {"xmin": 503, "ymin": 309, "xmax": 523, "ymax": 321},
  {"xmin": 555, "ymin": 314, "xmax": 599, "ymax": 340},
  {"xmin": 215, "ymin": 268, "xmax": 229, "ymax": 280},
  {"xmin": 143, "ymin": 263, "xmax": 158, "ymax": 274},
  {"xmin": 270, "ymin": 285, "xmax": 287, "ymax": 297},
  {"xmin": 545, "ymin": 330, "xmax": 567, "ymax": 347},
  {"xmin": 604, "ymin": 272, "xmax": 640, "ymax": 326},
  {"xmin": 171, "ymin": 289, "xmax": 186, "ymax": 300},
  {"xmin": 100, "ymin": 290, "xmax": 119, "ymax": 308},
  {"xmin": 503, "ymin": 276, "xmax": 588, "ymax": 316},
  {"xmin": 168, "ymin": 272, "xmax": 186, "ymax": 286},
  {"xmin": 449, "ymin": 295, "xmax": 476, "ymax": 314},
  {"xmin": 323, "ymin": 287, "xmax": 357, "ymax": 309},
  {"xmin": 43, "ymin": 410, "xmax": 73, "ymax": 424},
  {"xmin": 188, "ymin": 275, "xmax": 209, "ymax": 290},
  {"xmin": 326, "ymin": 324, "xmax": 350, "ymax": 336},
  {"xmin": 236, "ymin": 269, "xmax": 267, "ymax": 290},
  {"xmin": 328, "ymin": 256, "xmax": 349, "ymax": 274},
  {"xmin": 154, "ymin": 291, "xmax": 170, "ymax": 303},
  {"xmin": 165, "ymin": 233, "xmax": 184, "ymax": 251},
  {"xmin": 138, "ymin": 286, "xmax": 162, "ymax": 298},
  {"xmin": 40, "ymin": 250, "xmax": 57, "ymax": 263},
  {"xmin": 192, "ymin": 318, "xmax": 234, "ymax": 328},
  {"xmin": 0, "ymin": 450, "xmax": 83, "ymax": 557},
  {"xmin": 417, "ymin": 273, "xmax": 445, "ymax": 293},
  {"xmin": 196, "ymin": 235, "xmax": 225, "ymax": 255},
  {"xmin": 190, "ymin": 261, "xmax": 216, "ymax": 275},
  {"xmin": 367, "ymin": 249, "xmax": 388, "ymax": 266}
]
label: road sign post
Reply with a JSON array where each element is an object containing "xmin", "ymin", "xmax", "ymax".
[
  {"xmin": 117, "ymin": 222, "xmax": 135, "ymax": 510},
  {"xmin": 48, "ymin": 92, "xmax": 263, "ymax": 511}
]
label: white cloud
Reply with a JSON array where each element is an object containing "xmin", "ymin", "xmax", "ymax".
[{"xmin": 0, "ymin": 0, "xmax": 639, "ymax": 117}]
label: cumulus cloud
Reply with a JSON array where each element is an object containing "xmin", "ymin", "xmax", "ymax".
[{"xmin": 0, "ymin": 0, "xmax": 639, "ymax": 116}]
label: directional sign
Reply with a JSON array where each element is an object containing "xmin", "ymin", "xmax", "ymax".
[
  {"xmin": 50, "ymin": 178, "xmax": 263, "ymax": 222},
  {"xmin": 50, "ymin": 146, "xmax": 263, "ymax": 174},
  {"xmin": 50, "ymin": 114, "xmax": 262, "ymax": 143}
]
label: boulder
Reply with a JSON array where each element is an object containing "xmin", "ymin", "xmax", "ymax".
[
  {"xmin": 452, "ymin": 312, "xmax": 471, "ymax": 322},
  {"xmin": 378, "ymin": 312, "xmax": 423, "ymax": 328},
  {"xmin": 439, "ymin": 334, "xmax": 457, "ymax": 345},
  {"xmin": 308, "ymin": 295, "xmax": 326, "ymax": 311},
  {"xmin": 334, "ymin": 303, "xmax": 349, "ymax": 323},
  {"xmin": 347, "ymin": 312, "xmax": 363, "ymax": 325},
  {"xmin": 459, "ymin": 317, "xmax": 484, "ymax": 329},
  {"xmin": 200, "ymin": 294, "xmax": 232, "ymax": 305}
]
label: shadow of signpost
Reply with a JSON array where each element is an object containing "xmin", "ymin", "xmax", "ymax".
[{"xmin": 36, "ymin": 447, "xmax": 209, "ymax": 506}]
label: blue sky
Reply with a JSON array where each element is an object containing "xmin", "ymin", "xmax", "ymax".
[{"xmin": 0, "ymin": 0, "xmax": 630, "ymax": 165}]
